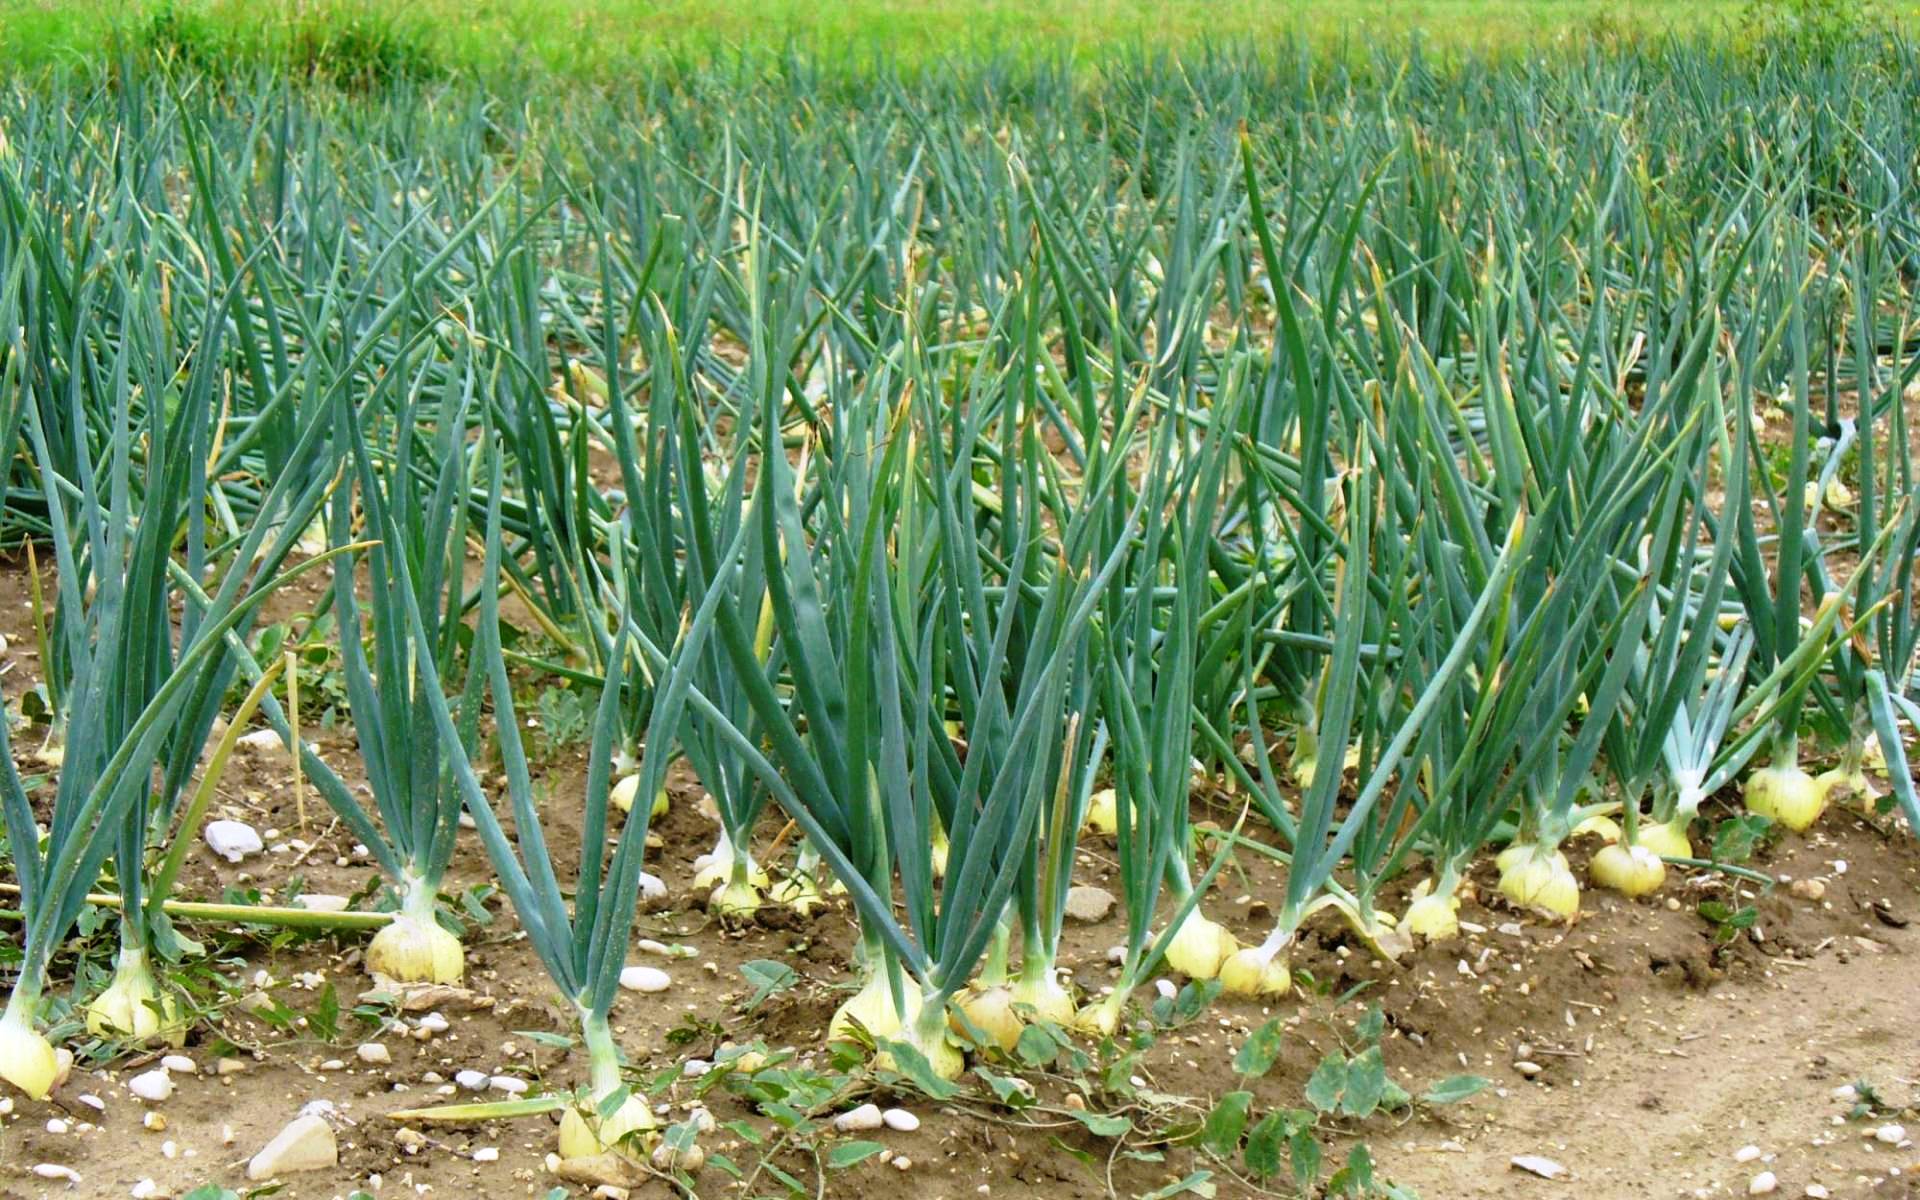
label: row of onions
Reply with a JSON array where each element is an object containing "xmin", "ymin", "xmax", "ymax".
[{"xmin": 0, "ymin": 53, "xmax": 1917, "ymax": 1181}]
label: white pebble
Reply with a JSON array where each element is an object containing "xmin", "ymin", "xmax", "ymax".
[
  {"xmin": 638, "ymin": 873, "xmax": 667, "ymax": 901},
  {"xmin": 1749, "ymin": 1171, "xmax": 1778, "ymax": 1195},
  {"xmin": 1806, "ymin": 1185, "xmax": 1831, "ymax": 1198},
  {"xmin": 205, "ymin": 820, "xmax": 264, "ymax": 863},
  {"xmin": 472, "ymin": 1147, "xmax": 500, "ymax": 1163},
  {"xmin": 833, "ymin": 1104, "xmax": 884, "ymax": 1132},
  {"xmin": 357, "ymin": 1044, "xmax": 392, "ymax": 1065},
  {"xmin": 32, "ymin": 1165, "xmax": 81, "ymax": 1182},
  {"xmin": 130, "ymin": 1179, "xmax": 161, "ymax": 1199},
  {"xmin": 489, "ymin": 1075, "xmax": 528, "ymax": 1095},
  {"xmin": 1875, "ymin": 1124, "xmax": 1907, "ymax": 1145},
  {"xmin": 159, "ymin": 1056, "xmax": 196, "ymax": 1075},
  {"xmin": 454, "ymin": 1070, "xmax": 488, "ymax": 1091},
  {"xmin": 1735, "ymin": 1145, "xmax": 1763, "ymax": 1163},
  {"xmin": 682, "ymin": 1059, "xmax": 712, "ymax": 1078},
  {"xmin": 129, "ymin": 1070, "xmax": 174, "ymax": 1103},
  {"xmin": 1153, "ymin": 979, "xmax": 1177, "ymax": 1000},
  {"xmin": 77, "ymin": 1094, "xmax": 106, "ymax": 1111},
  {"xmin": 47, "ymin": 1117, "xmax": 71, "ymax": 1134},
  {"xmin": 882, "ymin": 1108, "xmax": 920, "ymax": 1132},
  {"xmin": 319, "ymin": 1060, "xmax": 346, "ymax": 1072},
  {"xmin": 416, "ymin": 1013, "xmax": 450, "ymax": 1034},
  {"xmin": 892, "ymin": 1156, "xmax": 912, "ymax": 1171},
  {"xmin": 619, "ymin": 966, "xmax": 672, "ymax": 994}
]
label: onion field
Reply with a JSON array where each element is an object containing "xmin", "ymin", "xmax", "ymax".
[{"xmin": 1, "ymin": 30, "xmax": 1918, "ymax": 1200}]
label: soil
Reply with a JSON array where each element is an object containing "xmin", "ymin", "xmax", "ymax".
[{"xmin": 2, "ymin": 558, "xmax": 1918, "ymax": 1200}]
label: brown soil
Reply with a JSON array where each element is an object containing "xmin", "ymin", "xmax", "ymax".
[{"xmin": 2, "ymin": 558, "xmax": 1918, "ymax": 1200}]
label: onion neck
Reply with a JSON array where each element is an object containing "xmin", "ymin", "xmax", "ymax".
[
  {"xmin": 399, "ymin": 868, "xmax": 441, "ymax": 926},
  {"xmin": 580, "ymin": 1008, "xmax": 624, "ymax": 1099},
  {"xmin": 2, "ymin": 982, "xmax": 41, "ymax": 1031}
]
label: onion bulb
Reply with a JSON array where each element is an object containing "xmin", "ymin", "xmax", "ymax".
[
  {"xmin": 708, "ymin": 878, "xmax": 764, "ymax": 920},
  {"xmin": 828, "ymin": 972, "xmax": 918, "ymax": 1044},
  {"xmin": 610, "ymin": 775, "xmax": 669, "ymax": 820},
  {"xmin": 1083, "ymin": 789, "xmax": 1118, "ymax": 836},
  {"xmin": 1009, "ymin": 969, "xmax": 1075, "ymax": 1025},
  {"xmin": 1815, "ymin": 765, "xmax": 1880, "ymax": 813},
  {"xmin": 1072, "ymin": 990, "xmax": 1125, "ymax": 1038},
  {"xmin": 558, "ymin": 1092, "xmax": 656, "ymax": 1160},
  {"xmin": 0, "ymin": 1004, "xmax": 57, "ymax": 1100},
  {"xmin": 1162, "ymin": 909, "xmax": 1238, "ymax": 980},
  {"xmin": 84, "ymin": 951, "xmax": 185, "ymax": 1046},
  {"xmin": 366, "ymin": 912, "xmax": 465, "ymax": 985},
  {"xmin": 1588, "ymin": 843, "xmax": 1666, "ymax": 897},
  {"xmin": 1571, "ymin": 814, "xmax": 1621, "ymax": 842},
  {"xmin": 1635, "ymin": 818, "xmax": 1693, "ymax": 860},
  {"xmin": 1744, "ymin": 762, "xmax": 1824, "ymax": 831},
  {"xmin": 1497, "ymin": 846, "xmax": 1580, "ymax": 920},
  {"xmin": 952, "ymin": 985, "xmax": 1022, "ymax": 1052},
  {"xmin": 1218, "ymin": 944, "xmax": 1292, "ymax": 997},
  {"xmin": 877, "ymin": 1008, "xmax": 965, "ymax": 1081},
  {"xmin": 768, "ymin": 870, "xmax": 825, "ymax": 916},
  {"xmin": 1402, "ymin": 878, "xmax": 1461, "ymax": 940}
]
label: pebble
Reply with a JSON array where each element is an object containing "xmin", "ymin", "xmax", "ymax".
[
  {"xmin": 247, "ymin": 1114, "xmax": 338, "ymax": 1180},
  {"xmin": 1832, "ymin": 1085, "xmax": 1858, "ymax": 1102},
  {"xmin": 130, "ymin": 1179, "xmax": 163, "ymax": 1199},
  {"xmin": 618, "ymin": 966, "xmax": 672, "ymax": 994},
  {"xmin": 455, "ymin": 1070, "xmax": 488, "ymax": 1091},
  {"xmin": 357, "ymin": 1044, "xmax": 392, "ymax": 1065},
  {"xmin": 143, "ymin": 1113, "xmax": 166, "ymax": 1131},
  {"xmin": 205, "ymin": 820, "xmax": 264, "ymax": 863},
  {"xmin": 1735, "ymin": 1145, "xmax": 1763, "ymax": 1164},
  {"xmin": 415, "ymin": 1013, "xmax": 450, "ymax": 1034},
  {"xmin": 892, "ymin": 1157, "xmax": 913, "ymax": 1171},
  {"xmin": 47, "ymin": 1118, "xmax": 71, "ymax": 1134},
  {"xmin": 1805, "ymin": 1185, "xmax": 1830, "ymax": 1198},
  {"xmin": 833, "ymin": 1104, "xmax": 885, "ymax": 1132},
  {"xmin": 129, "ymin": 1070, "xmax": 174, "ymax": 1103},
  {"xmin": 77, "ymin": 1094, "xmax": 105, "ymax": 1111},
  {"xmin": 471, "ymin": 1147, "xmax": 500, "ymax": 1163},
  {"xmin": 682, "ymin": 1060, "xmax": 712, "ymax": 1078},
  {"xmin": 32, "ymin": 1165, "xmax": 81, "ymax": 1183},
  {"xmin": 1153, "ymin": 979, "xmax": 1177, "ymax": 1000},
  {"xmin": 160, "ymin": 1056, "xmax": 196, "ymax": 1075},
  {"xmin": 319, "ymin": 1060, "xmax": 346, "ymax": 1072},
  {"xmin": 1513, "ymin": 1061, "xmax": 1543, "ymax": 1078},
  {"xmin": 1063, "ymin": 886, "xmax": 1117, "ymax": 923},
  {"xmin": 296, "ymin": 894, "xmax": 351, "ymax": 913},
  {"xmin": 216, "ymin": 1058, "xmax": 247, "ymax": 1076},
  {"xmin": 1749, "ymin": 1171, "xmax": 1778, "ymax": 1195},
  {"xmin": 1790, "ymin": 879, "xmax": 1825, "ymax": 902},
  {"xmin": 1874, "ymin": 1124, "xmax": 1907, "ymax": 1145},
  {"xmin": 490, "ymin": 1075, "xmax": 529, "ymax": 1095},
  {"xmin": 237, "ymin": 729, "xmax": 283, "ymax": 752},
  {"xmin": 882, "ymin": 1108, "xmax": 920, "ymax": 1132},
  {"xmin": 638, "ymin": 873, "xmax": 667, "ymax": 902},
  {"xmin": 0, "ymin": 1097, "xmax": 12, "ymax": 1116},
  {"xmin": 1105, "ymin": 945, "xmax": 1127, "ymax": 964},
  {"xmin": 1510, "ymin": 1155, "xmax": 1566, "ymax": 1180}
]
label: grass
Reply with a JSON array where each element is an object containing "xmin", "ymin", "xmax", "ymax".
[{"xmin": 0, "ymin": 0, "xmax": 1913, "ymax": 83}]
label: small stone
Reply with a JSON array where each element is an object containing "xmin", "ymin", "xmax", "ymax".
[
  {"xmin": 1832, "ymin": 1085, "xmax": 1858, "ymax": 1102},
  {"xmin": 1735, "ymin": 1146, "xmax": 1763, "ymax": 1164},
  {"xmin": 32, "ymin": 1165, "xmax": 81, "ymax": 1182},
  {"xmin": 318, "ymin": 1059, "xmax": 346, "ymax": 1072},
  {"xmin": 1806, "ymin": 1185, "xmax": 1831, "ymax": 1198},
  {"xmin": 638, "ymin": 873, "xmax": 667, "ymax": 902},
  {"xmin": 1510, "ymin": 1155, "xmax": 1566, "ymax": 1180},
  {"xmin": 143, "ymin": 1112, "xmax": 166, "ymax": 1132},
  {"xmin": 1105, "ymin": 945, "xmax": 1126, "ymax": 964},
  {"xmin": 1064, "ymin": 886, "xmax": 1116, "ymax": 923},
  {"xmin": 473, "ymin": 1147, "xmax": 500, "ymax": 1163},
  {"xmin": 415, "ymin": 1012, "xmax": 450, "ymax": 1034},
  {"xmin": 357, "ymin": 1044, "xmax": 391, "ymax": 1065},
  {"xmin": 618, "ymin": 966, "xmax": 672, "ymax": 994},
  {"xmin": 247, "ymin": 1114, "xmax": 338, "ymax": 1180},
  {"xmin": 130, "ymin": 1179, "xmax": 164, "ymax": 1199},
  {"xmin": 1874, "ymin": 1124, "xmax": 1906, "ymax": 1145},
  {"xmin": 1153, "ymin": 979, "xmax": 1177, "ymax": 1000},
  {"xmin": 47, "ymin": 1117, "xmax": 71, "ymax": 1134},
  {"xmin": 833, "ymin": 1104, "xmax": 884, "ymax": 1133},
  {"xmin": 237, "ymin": 729, "xmax": 283, "ymax": 753},
  {"xmin": 455, "ymin": 1070, "xmax": 488, "ymax": 1091},
  {"xmin": 489, "ymin": 1075, "xmax": 528, "ymax": 1095},
  {"xmin": 159, "ymin": 1056, "xmax": 196, "ymax": 1075},
  {"xmin": 892, "ymin": 1156, "xmax": 912, "ymax": 1171},
  {"xmin": 1749, "ymin": 1171, "xmax": 1779, "ymax": 1195},
  {"xmin": 1514, "ymin": 1061, "xmax": 1543, "ymax": 1078},
  {"xmin": 205, "ymin": 820, "xmax": 264, "ymax": 863},
  {"xmin": 1790, "ymin": 879, "xmax": 1825, "ymax": 902},
  {"xmin": 77, "ymin": 1094, "xmax": 105, "ymax": 1111},
  {"xmin": 296, "ymin": 894, "xmax": 351, "ymax": 913},
  {"xmin": 129, "ymin": 1070, "xmax": 174, "ymax": 1103},
  {"xmin": 216, "ymin": 1058, "xmax": 247, "ymax": 1076},
  {"xmin": 882, "ymin": 1108, "xmax": 920, "ymax": 1132},
  {"xmin": 682, "ymin": 1059, "xmax": 712, "ymax": 1078}
]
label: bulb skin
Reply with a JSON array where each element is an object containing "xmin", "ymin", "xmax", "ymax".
[
  {"xmin": 828, "ymin": 973, "xmax": 919, "ymax": 1043},
  {"xmin": 559, "ymin": 1092, "xmax": 656, "ymax": 1160},
  {"xmin": 610, "ymin": 775, "xmax": 669, "ymax": 819},
  {"xmin": 1635, "ymin": 818, "xmax": 1693, "ymax": 860},
  {"xmin": 366, "ymin": 913, "xmax": 465, "ymax": 985},
  {"xmin": 1497, "ymin": 846, "xmax": 1580, "ymax": 920},
  {"xmin": 1218, "ymin": 947, "xmax": 1292, "ymax": 997},
  {"xmin": 1009, "ymin": 972, "xmax": 1075, "ymax": 1025},
  {"xmin": 1589, "ymin": 843, "xmax": 1666, "ymax": 897},
  {"xmin": 952, "ymin": 985, "xmax": 1023, "ymax": 1052},
  {"xmin": 0, "ymin": 1009, "xmax": 57, "ymax": 1100},
  {"xmin": 1162, "ymin": 911, "xmax": 1239, "ymax": 980},
  {"xmin": 1403, "ymin": 885, "xmax": 1461, "ymax": 939},
  {"xmin": 1745, "ymin": 763, "xmax": 1825, "ymax": 832},
  {"xmin": 1084, "ymin": 789, "xmax": 1118, "ymax": 836},
  {"xmin": 84, "ymin": 958, "xmax": 186, "ymax": 1046}
]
